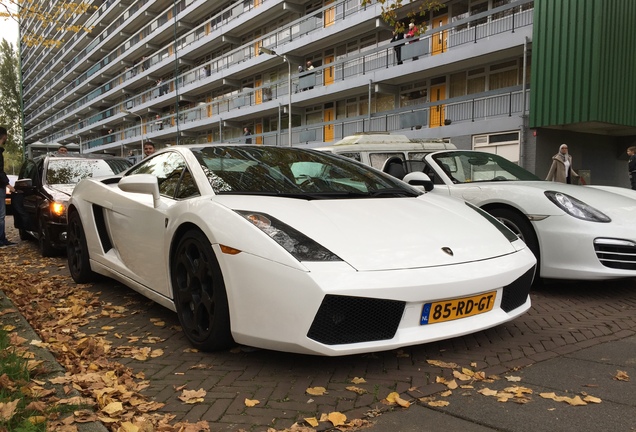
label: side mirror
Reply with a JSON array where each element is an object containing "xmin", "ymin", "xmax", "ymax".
[
  {"xmin": 14, "ymin": 178, "xmax": 33, "ymax": 192},
  {"xmin": 403, "ymin": 172, "xmax": 433, "ymax": 192},
  {"xmin": 118, "ymin": 174, "xmax": 161, "ymax": 208}
]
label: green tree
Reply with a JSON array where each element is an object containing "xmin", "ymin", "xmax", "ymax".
[
  {"xmin": 0, "ymin": 39, "xmax": 22, "ymax": 173},
  {"xmin": 368, "ymin": 0, "xmax": 445, "ymax": 32}
]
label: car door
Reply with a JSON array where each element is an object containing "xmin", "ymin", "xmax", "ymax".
[
  {"xmin": 105, "ymin": 151, "xmax": 196, "ymax": 296},
  {"xmin": 17, "ymin": 159, "xmax": 43, "ymax": 231}
]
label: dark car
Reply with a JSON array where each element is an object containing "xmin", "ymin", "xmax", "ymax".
[{"xmin": 15, "ymin": 153, "xmax": 131, "ymax": 256}]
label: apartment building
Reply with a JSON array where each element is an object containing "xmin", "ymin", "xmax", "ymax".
[{"xmin": 20, "ymin": 0, "xmax": 636, "ymax": 186}]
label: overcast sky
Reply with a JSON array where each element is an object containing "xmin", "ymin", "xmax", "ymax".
[{"xmin": 3, "ymin": 17, "xmax": 19, "ymax": 46}]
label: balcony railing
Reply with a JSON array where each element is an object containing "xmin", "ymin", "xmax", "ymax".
[{"xmin": 30, "ymin": 0, "xmax": 534, "ymax": 149}]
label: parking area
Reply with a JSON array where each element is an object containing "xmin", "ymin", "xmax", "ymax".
[{"xmin": 3, "ymin": 218, "xmax": 636, "ymax": 431}]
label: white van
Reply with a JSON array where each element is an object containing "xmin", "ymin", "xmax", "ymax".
[{"xmin": 316, "ymin": 133, "xmax": 456, "ymax": 170}]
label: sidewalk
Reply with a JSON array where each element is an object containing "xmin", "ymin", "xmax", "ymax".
[{"xmin": 373, "ymin": 335, "xmax": 636, "ymax": 432}]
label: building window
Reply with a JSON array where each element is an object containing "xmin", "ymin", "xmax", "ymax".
[{"xmin": 473, "ymin": 131, "xmax": 520, "ymax": 162}]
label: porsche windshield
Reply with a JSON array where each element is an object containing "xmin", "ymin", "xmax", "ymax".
[
  {"xmin": 193, "ymin": 146, "xmax": 421, "ymax": 198},
  {"xmin": 431, "ymin": 151, "xmax": 541, "ymax": 183}
]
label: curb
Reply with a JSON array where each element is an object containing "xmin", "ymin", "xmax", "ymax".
[{"xmin": 0, "ymin": 289, "xmax": 108, "ymax": 432}]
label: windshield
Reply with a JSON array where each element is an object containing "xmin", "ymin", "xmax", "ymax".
[
  {"xmin": 192, "ymin": 146, "xmax": 421, "ymax": 199},
  {"xmin": 46, "ymin": 159, "xmax": 130, "ymax": 185},
  {"xmin": 431, "ymin": 151, "xmax": 540, "ymax": 184}
]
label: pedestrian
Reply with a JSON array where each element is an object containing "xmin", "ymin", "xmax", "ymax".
[
  {"xmin": 405, "ymin": 22, "xmax": 419, "ymax": 60},
  {"xmin": 58, "ymin": 145, "xmax": 68, "ymax": 154},
  {"xmin": 627, "ymin": 145, "xmax": 636, "ymax": 190},
  {"xmin": 546, "ymin": 143, "xmax": 579, "ymax": 184},
  {"xmin": 391, "ymin": 23, "xmax": 404, "ymax": 65},
  {"xmin": 155, "ymin": 114, "xmax": 163, "ymax": 131},
  {"xmin": 143, "ymin": 141, "xmax": 156, "ymax": 158},
  {"xmin": 0, "ymin": 126, "xmax": 17, "ymax": 247},
  {"xmin": 305, "ymin": 60, "xmax": 315, "ymax": 90},
  {"xmin": 243, "ymin": 127, "xmax": 252, "ymax": 144}
]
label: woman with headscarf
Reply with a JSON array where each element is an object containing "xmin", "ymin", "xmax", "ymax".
[{"xmin": 546, "ymin": 144, "xmax": 579, "ymax": 184}]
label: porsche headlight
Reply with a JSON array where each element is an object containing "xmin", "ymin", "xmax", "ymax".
[
  {"xmin": 237, "ymin": 211, "xmax": 342, "ymax": 262},
  {"xmin": 465, "ymin": 202, "xmax": 519, "ymax": 242},
  {"xmin": 50, "ymin": 201, "xmax": 67, "ymax": 217},
  {"xmin": 545, "ymin": 191, "xmax": 610, "ymax": 222}
]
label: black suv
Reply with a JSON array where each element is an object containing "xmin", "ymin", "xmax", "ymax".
[{"xmin": 15, "ymin": 153, "xmax": 131, "ymax": 256}]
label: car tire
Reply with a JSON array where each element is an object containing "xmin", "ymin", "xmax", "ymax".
[
  {"xmin": 171, "ymin": 230, "xmax": 233, "ymax": 351},
  {"xmin": 67, "ymin": 211, "xmax": 96, "ymax": 283},
  {"xmin": 19, "ymin": 228, "xmax": 30, "ymax": 241},
  {"xmin": 489, "ymin": 208, "xmax": 541, "ymax": 280},
  {"xmin": 38, "ymin": 216, "xmax": 56, "ymax": 257}
]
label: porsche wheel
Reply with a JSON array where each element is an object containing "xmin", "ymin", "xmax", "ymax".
[
  {"xmin": 67, "ymin": 211, "xmax": 96, "ymax": 283},
  {"xmin": 171, "ymin": 230, "xmax": 233, "ymax": 351},
  {"xmin": 489, "ymin": 208, "xmax": 541, "ymax": 278},
  {"xmin": 38, "ymin": 216, "xmax": 56, "ymax": 257}
]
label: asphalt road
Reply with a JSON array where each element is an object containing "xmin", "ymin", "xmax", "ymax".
[{"xmin": 2, "ymin": 218, "xmax": 635, "ymax": 432}]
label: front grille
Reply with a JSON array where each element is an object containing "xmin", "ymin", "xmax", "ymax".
[
  {"xmin": 307, "ymin": 295, "xmax": 405, "ymax": 345},
  {"xmin": 500, "ymin": 266, "xmax": 535, "ymax": 312},
  {"xmin": 594, "ymin": 238, "xmax": 636, "ymax": 270}
]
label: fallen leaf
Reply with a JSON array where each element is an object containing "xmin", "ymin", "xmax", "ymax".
[
  {"xmin": 0, "ymin": 399, "xmax": 19, "ymax": 421},
  {"xmin": 244, "ymin": 399, "xmax": 259, "ymax": 407},
  {"xmin": 614, "ymin": 370, "xmax": 630, "ymax": 382},
  {"xmin": 428, "ymin": 400, "xmax": 450, "ymax": 407},
  {"xmin": 304, "ymin": 417, "xmax": 319, "ymax": 427},
  {"xmin": 346, "ymin": 386, "xmax": 367, "ymax": 395},
  {"xmin": 385, "ymin": 392, "xmax": 410, "ymax": 408},
  {"xmin": 583, "ymin": 395, "xmax": 602, "ymax": 404},
  {"xmin": 306, "ymin": 386, "xmax": 327, "ymax": 396},
  {"xmin": 427, "ymin": 360, "xmax": 459, "ymax": 369},
  {"xmin": 478, "ymin": 388, "xmax": 498, "ymax": 397},
  {"xmin": 327, "ymin": 412, "xmax": 346, "ymax": 426},
  {"xmin": 505, "ymin": 376, "xmax": 522, "ymax": 382},
  {"xmin": 351, "ymin": 377, "xmax": 366, "ymax": 384}
]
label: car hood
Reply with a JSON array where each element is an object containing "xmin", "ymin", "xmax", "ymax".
[
  {"xmin": 447, "ymin": 181, "xmax": 636, "ymax": 221},
  {"xmin": 214, "ymin": 194, "xmax": 521, "ymax": 271},
  {"xmin": 47, "ymin": 184, "xmax": 76, "ymax": 200}
]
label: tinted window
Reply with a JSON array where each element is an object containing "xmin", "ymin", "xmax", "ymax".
[
  {"xmin": 127, "ymin": 151, "xmax": 200, "ymax": 199},
  {"xmin": 45, "ymin": 158, "xmax": 130, "ymax": 185},
  {"xmin": 192, "ymin": 146, "xmax": 420, "ymax": 198}
]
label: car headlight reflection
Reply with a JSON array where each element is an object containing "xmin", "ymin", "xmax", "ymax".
[
  {"xmin": 465, "ymin": 202, "xmax": 519, "ymax": 242},
  {"xmin": 545, "ymin": 191, "xmax": 610, "ymax": 222},
  {"xmin": 237, "ymin": 211, "xmax": 342, "ymax": 262},
  {"xmin": 51, "ymin": 201, "xmax": 67, "ymax": 217}
]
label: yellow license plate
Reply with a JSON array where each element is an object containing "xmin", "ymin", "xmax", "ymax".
[{"xmin": 420, "ymin": 291, "xmax": 496, "ymax": 325}]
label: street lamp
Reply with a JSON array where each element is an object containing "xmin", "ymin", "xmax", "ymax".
[
  {"xmin": 124, "ymin": 110, "xmax": 144, "ymax": 156},
  {"xmin": 259, "ymin": 47, "xmax": 292, "ymax": 147}
]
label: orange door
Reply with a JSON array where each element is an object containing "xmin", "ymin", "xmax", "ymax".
[
  {"xmin": 324, "ymin": 55, "xmax": 334, "ymax": 86},
  {"xmin": 255, "ymin": 79, "xmax": 262, "ymax": 105},
  {"xmin": 254, "ymin": 40, "xmax": 262, "ymax": 58},
  {"xmin": 432, "ymin": 15, "xmax": 448, "ymax": 55},
  {"xmin": 429, "ymin": 84, "xmax": 446, "ymax": 128},
  {"xmin": 324, "ymin": 107, "xmax": 335, "ymax": 142},
  {"xmin": 255, "ymin": 123, "xmax": 263, "ymax": 145},
  {"xmin": 324, "ymin": 0, "xmax": 335, "ymax": 27}
]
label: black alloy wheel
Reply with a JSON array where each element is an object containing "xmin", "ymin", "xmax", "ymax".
[
  {"xmin": 171, "ymin": 230, "xmax": 233, "ymax": 351},
  {"xmin": 66, "ymin": 211, "xmax": 96, "ymax": 283}
]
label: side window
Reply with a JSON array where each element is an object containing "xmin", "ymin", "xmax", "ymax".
[
  {"xmin": 369, "ymin": 152, "xmax": 404, "ymax": 170},
  {"xmin": 175, "ymin": 169, "xmax": 200, "ymax": 199},
  {"xmin": 336, "ymin": 152, "xmax": 362, "ymax": 162},
  {"xmin": 19, "ymin": 160, "xmax": 38, "ymax": 182},
  {"xmin": 126, "ymin": 152, "xmax": 199, "ymax": 199}
]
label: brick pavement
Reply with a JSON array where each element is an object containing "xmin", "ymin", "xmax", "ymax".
[{"xmin": 4, "ymin": 221, "xmax": 636, "ymax": 431}]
